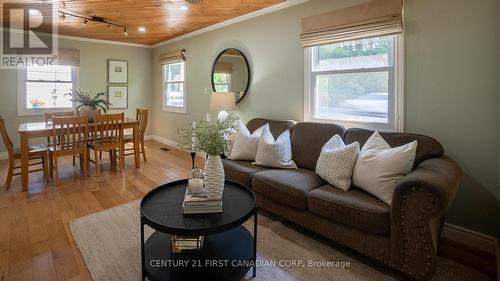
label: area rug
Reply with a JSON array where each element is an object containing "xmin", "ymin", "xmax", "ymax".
[{"xmin": 70, "ymin": 200, "xmax": 489, "ymax": 281}]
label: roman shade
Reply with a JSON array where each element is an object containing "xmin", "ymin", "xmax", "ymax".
[
  {"xmin": 300, "ymin": 0, "xmax": 403, "ymax": 47},
  {"xmin": 159, "ymin": 49, "xmax": 185, "ymax": 65},
  {"xmin": 214, "ymin": 63, "xmax": 233, "ymax": 74},
  {"xmin": 56, "ymin": 48, "xmax": 80, "ymax": 66}
]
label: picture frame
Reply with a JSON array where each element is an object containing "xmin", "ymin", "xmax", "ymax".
[
  {"xmin": 108, "ymin": 59, "xmax": 128, "ymax": 84},
  {"xmin": 107, "ymin": 85, "xmax": 128, "ymax": 109}
]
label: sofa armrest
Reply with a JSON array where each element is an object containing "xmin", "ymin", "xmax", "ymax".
[{"xmin": 390, "ymin": 156, "xmax": 462, "ymax": 280}]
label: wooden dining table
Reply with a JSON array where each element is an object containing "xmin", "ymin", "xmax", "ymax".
[{"xmin": 18, "ymin": 118, "xmax": 140, "ymax": 192}]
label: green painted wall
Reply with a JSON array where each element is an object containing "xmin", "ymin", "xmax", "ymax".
[
  {"xmin": 404, "ymin": 0, "xmax": 500, "ymax": 236},
  {"xmin": 0, "ymin": 37, "xmax": 153, "ymax": 151},
  {"xmin": 152, "ymin": 0, "xmax": 500, "ymax": 235}
]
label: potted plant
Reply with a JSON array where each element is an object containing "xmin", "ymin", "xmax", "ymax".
[
  {"xmin": 178, "ymin": 114, "xmax": 238, "ymax": 199},
  {"xmin": 66, "ymin": 89, "xmax": 111, "ymax": 122}
]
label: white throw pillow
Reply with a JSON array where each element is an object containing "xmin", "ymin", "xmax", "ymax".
[
  {"xmin": 253, "ymin": 126, "xmax": 297, "ymax": 169},
  {"xmin": 227, "ymin": 121, "xmax": 268, "ymax": 161},
  {"xmin": 315, "ymin": 135, "xmax": 360, "ymax": 191},
  {"xmin": 352, "ymin": 131, "xmax": 417, "ymax": 205}
]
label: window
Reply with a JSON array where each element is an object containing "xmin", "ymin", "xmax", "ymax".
[
  {"xmin": 213, "ymin": 73, "xmax": 231, "ymax": 92},
  {"xmin": 18, "ymin": 65, "xmax": 77, "ymax": 115},
  {"xmin": 163, "ymin": 61, "xmax": 186, "ymax": 113},
  {"xmin": 305, "ymin": 35, "xmax": 403, "ymax": 131}
]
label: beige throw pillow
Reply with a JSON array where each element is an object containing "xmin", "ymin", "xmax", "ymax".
[
  {"xmin": 315, "ymin": 135, "xmax": 360, "ymax": 191},
  {"xmin": 228, "ymin": 121, "xmax": 268, "ymax": 161},
  {"xmin": 352, "ymin": 131, "xmax": 417, "ymax": 205},
  {"xmin": 253, "ymin": 126, "xmax": 297, "ymax": 169}
]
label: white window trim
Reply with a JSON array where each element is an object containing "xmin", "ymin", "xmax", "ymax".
[
  {"xmin": 162, "ymin": 62, "xmax": 187, "ymax": 114},
  {"xmin": 17, "ymin": 66, "xmax": 79, "ymax": 116},
  {"xmin": 304, "ymin": 34, "xmax": 404, "ymax": 132}
]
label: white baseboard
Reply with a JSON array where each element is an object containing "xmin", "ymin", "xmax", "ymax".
[
  {"xmin": 150, "ymin": 135, "xmax": 179, "ymax": 148},
  {"xmin": 0, "ymin": 152, "xmax": 7, "ymax": 160},
  {"xmin": 441, "ymin": 223, "xmax": 498, "ymax": 255},
  {"xmin": 147, "ymin": 135, "xmax": 206, "ymax": 158}
]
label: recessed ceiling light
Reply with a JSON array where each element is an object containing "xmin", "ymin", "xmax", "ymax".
[
  {"xmin": 138, "ymin": 26, "xmax": 146, "ymax": 32},
  {"xmin": 29, "ymin": 9, "xmax": 39, "ymax": 15},
  {"xmin": 179, "ymin": 6, "xmax": 188, "ymax": 11}
]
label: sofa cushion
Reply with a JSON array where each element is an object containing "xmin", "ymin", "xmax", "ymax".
[
  {"xmin": 252, "ymin": 169, "xmax": 324, "ymax": 210},
  {"xmin": 246, "ymin": 118, "xmax": 295, "ymax": 140},
  {"xmin": 291, "ymin": 122, "xmax": 345, "ymax": 170},
  {"xmin": 343, "ymin": 128, "xmax": 443, "ymax": 167},
  {"xmin": 222, "ymin": 159, "xmax": 267, "ymax": 188},
  {"xmin": 308, "ymin": 185, "xmax": 390, "ymax": 235}
]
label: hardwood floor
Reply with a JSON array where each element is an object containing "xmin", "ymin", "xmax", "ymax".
[{"xmin": 0, "ymin": 141, "xmax": 203, "ymax": 281}]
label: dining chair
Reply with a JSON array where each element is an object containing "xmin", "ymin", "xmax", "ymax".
[
  {"xmin": 44, "ymin": 111, "xmax": 79, "ymax": 164},
  {"xmin": 0, "ymin": 115, "xmax": 49, "ymax": 190},
  {"xmin": 123, "ymin": 109, "xmax": 148, "ymax": 162},
  {"xmin": 44, "ymin": 111, "xmax": 75, "ymax": 123},
  {"xmin": 89, "ymin": 113, "xmax": 125, "ymax": 176},
  {"xmin": 48, "ymin": 116, "xmax": 89, "ymax": 181}
]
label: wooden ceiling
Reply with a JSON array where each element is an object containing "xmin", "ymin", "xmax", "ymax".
[{"xmin": 3, "ymin": 0, "xmax": 285, "ymax": 45}]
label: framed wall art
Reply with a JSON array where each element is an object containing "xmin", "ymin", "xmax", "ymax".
[
  {"xmin": 108, "ymin": 85, "xmax": 128, "ymax": 109},
  {"xmin": 108, "ymin": 59, "xmax": 128, "ymax": 84}
]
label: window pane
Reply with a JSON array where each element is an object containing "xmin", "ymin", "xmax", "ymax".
[
  {"xmin": 26, "ymin": 82, "xmax": 73, "ymax": 109},
  {"xmin": 312, "ymin": 36, "xmax": 393, "ymax": 71},
  {"xmin": 215, "ymin": 84, "xmax": 229, "ymax": 92},
  {"xmin": 213, "ymin": 73, "xmax": 229, "ymax": 83},
  {"xmin": 165, "ymin": 82, "xmax": 184, "ymax": 108},
  {"xmin": 27, "ymin": 65, "xmax": 72, "ymax": 81},
  {"xmin": 165, "ymin": 62, "xmax": 184, "ymax": 82},
  {"xmin": 316, "ymin": 72, "xmax": 389, "ymax": 123}
]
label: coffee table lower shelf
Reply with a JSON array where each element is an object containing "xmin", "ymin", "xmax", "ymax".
[{"xmin": 143, "ymin": 226, "xmax": 254, "ymax": 281}]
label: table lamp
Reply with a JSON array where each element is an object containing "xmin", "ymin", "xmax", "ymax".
[{"xmin": 210, "ymin": 92, "xmax": 236, "ymax": 121}]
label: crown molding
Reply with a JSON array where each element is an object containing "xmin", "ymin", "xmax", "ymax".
[
  {"xmin": 152, "ymin": 0, "xmax": 309, "ymax": 48},
  {"xmin": 0, "ymin": 27, "xmax": 153, "ymax": 48},
  {"xmin": 54, "ymin": 34, "xmax": 153, "ymax": 48}
]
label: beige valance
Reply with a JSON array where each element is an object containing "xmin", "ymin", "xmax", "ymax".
[
  {"xmin": 159, "ymin": 49, "xmax": 185, "ymax": 65},
  {"xmin": 214, "ymin": 63, "xmax": 233, "ymax": 74},
  {"xmin": 55, "ymin": 48, "xmax": 80, "ymax": 66},
  {"xmin": 300, "ymin": 0, "xmax": 403, "ymax": 47}
]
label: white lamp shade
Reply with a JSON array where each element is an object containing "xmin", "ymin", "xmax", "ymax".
[{"xmin": 210, "ymin": 92, "xmax": 236, "ymax": 111}]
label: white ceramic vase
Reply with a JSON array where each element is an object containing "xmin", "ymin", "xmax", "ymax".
[{"xmin": 204, "ymin": 154, "xmax": 225, "ymax": 199}]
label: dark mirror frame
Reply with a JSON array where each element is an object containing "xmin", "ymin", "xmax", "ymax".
[{"xmin": 211, "ymin": 48, "xmax": 251, "ymax": 104}]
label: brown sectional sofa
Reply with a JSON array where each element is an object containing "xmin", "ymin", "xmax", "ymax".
[{"xmin": 222, "ymin": 118, "xmax": 461, "ymax": 280}]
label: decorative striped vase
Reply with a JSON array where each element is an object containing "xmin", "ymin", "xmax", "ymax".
[{"xmin": 204, "ymin": 154, "xmax": 225, "ymax": 199}]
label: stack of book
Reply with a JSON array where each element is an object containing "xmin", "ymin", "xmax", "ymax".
[
  {"xmin": 171, "ymin": 235, "xmax": 204, "ymax": 254},
  {"xmin": 182, "ymin": 189, "xmax": 223, "ymax": 214}
]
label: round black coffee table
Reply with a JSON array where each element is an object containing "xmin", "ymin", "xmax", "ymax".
[{"xmin": 140, "ymin": 179, "xmax": 257, "ymax": 281}]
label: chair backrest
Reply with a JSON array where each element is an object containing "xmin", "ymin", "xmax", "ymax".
[
  {"xmin": 0, "ymin": 115, "xmax": 14, "ymax": 160},
  {"xmin": 45, "ymin": 111, "xmax": 74, "ymax": 123},
  {"xmin": 93, "ymin": 113, "xmax": 124, "ymax": 147},
  {"xmin": 136, "ymin": 109, "xmax": 148, "ymax": 138},
  {"xmin": 51, "ymin": 116, "xmax": 88, "ymax": 152}
]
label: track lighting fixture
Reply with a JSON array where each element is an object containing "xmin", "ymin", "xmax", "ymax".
[{"xmin": 58, "ymin": 11, "xmax": 128, "ymax": 37}]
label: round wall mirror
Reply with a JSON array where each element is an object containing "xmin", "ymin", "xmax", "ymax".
[{"xmin": 211, "ymin": 48, "xmax": 251, "ymax": 103}]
